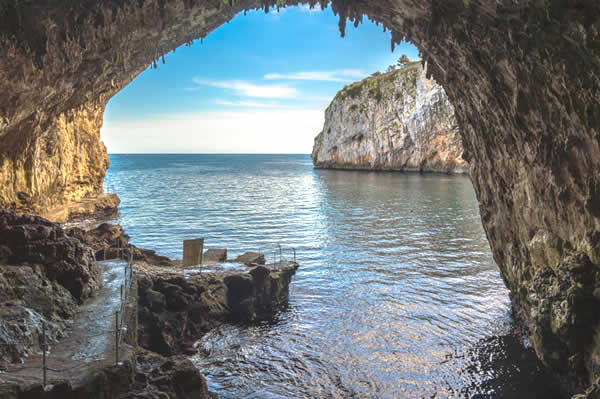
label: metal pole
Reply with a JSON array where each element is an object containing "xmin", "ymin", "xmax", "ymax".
[
  {"xmin": 115, "ymin": 311, "xmax": 119, "ymax": 365},
  {"xmin": 42, "ymin": 321, "xmax": 46, "ymax": 387},
  {"xmin": 278, "ymin": 244, "xmax": 282, "ymax": 263}
]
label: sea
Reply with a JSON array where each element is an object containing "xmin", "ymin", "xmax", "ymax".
[{"xmin": 104, "ymin": 153, "xmax": 561, "ymax": 398}]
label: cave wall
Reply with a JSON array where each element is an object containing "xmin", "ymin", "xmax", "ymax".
[
  {"xmin": 0, "ymin": 0, "xmax": 599, "ymax": 394},
  {"xmin": 0, "ymin": 103, "xmax": 109, "ymax": 217}
]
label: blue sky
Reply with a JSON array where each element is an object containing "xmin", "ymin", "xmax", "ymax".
[{"xmin": 102, "ymin": 4, "xmax": 419, "ymax": 153}]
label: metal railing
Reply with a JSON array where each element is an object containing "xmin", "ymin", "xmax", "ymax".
[
  {"xmin": 256, "ymin": 244, "xmax": 297, "ymax": 265},
  {"xmin": 0, "ymin": 250, "xmax": 135, "ymax": 386}
]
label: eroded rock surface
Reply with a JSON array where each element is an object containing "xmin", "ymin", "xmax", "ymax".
[
  {"xmin": 234, "ymin": 251, "xmax": 266, "ymax": 266},
  {"xmin": 202, "ymin": 249, "xmax": 227, "ymax": 264},
  {"xmin": 0, "ymin": 210, "xmax": 100, "ymax": 302},
  {"xmin": 136, "ymin": 261, "xmax": 298, "ymax": 356},
  {"xmin": 0, "ymin": 0, "xmax": 599, "ymax": 394},
  {"xmin": 67, "ymin": 223, "xmax": 174, "ymax": 266},
  {"xmin": 123, "ymin": 349, "xmax": 210, "ymax": 399},
  {"xmin": 312, "ymin": 63, "xmax": 466, "ymax": 173},
  {"xmin": 0, "ymin": 209, "xmax": 100, "ymax": 366}
]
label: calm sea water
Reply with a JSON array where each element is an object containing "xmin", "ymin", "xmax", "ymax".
[{"xmin": 105, "ymin": 154, "xmax": 561, "ymax": 398}]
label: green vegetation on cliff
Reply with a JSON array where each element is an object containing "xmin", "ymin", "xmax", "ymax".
[{"xmin": 335, "ymin": 61, "xmax": 421, "ymax": 103}]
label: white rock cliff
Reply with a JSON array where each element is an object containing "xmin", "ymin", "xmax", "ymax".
[{"xmin": 312, "ymin": 63, "xmax": 467, "ymax": 174}]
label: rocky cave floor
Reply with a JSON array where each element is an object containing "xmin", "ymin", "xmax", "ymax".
[{"xmin": 0, "ymin": 209, "xmax": 298, "ymax": 398}]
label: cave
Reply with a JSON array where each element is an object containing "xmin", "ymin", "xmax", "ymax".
[{"xmin": 0, "ymin": 0, "xmax": 599, "ymax": 394}]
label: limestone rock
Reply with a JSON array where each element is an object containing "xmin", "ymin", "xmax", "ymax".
[
  {"xmin": 0, "ymin": 209, "xmax": 101, "ymax": 365},
  {"xmin": 202, "ymin": 249, "xmax": 227, "ymax": 264},
  {"xmin": 312, "ymin": 63, "xmax": 467, "ymax": 173},
  {"xmin": 0, "ymin": 209, "xmax": 100, "ymax": 302},
  {"xmin": 136, "ymin": 261, "xmax": 298, "ymax": 356},
  {"xmin": 67, "ymin": 223, "xmax": 174, "ymax": 266},
  {"xmin": 234, "ymin": 251, "xmax": 265, "ymax": 266},
  {"xmin": 124, "ymin": 349, "xmax": 210, "ymax": 399}
]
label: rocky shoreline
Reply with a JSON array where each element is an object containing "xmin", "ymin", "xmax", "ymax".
[{"xmin": 0, "ymin": 209, "xmax": 298, "ymax": 398}]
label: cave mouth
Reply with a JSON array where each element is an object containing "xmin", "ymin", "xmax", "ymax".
[
  {"xmin": 1, "ymin": 0, "xmax": 599, "ymax": 395},
  {"xmin": 98, "ymin": 2, "xmax": 416, "ymax": 155}
]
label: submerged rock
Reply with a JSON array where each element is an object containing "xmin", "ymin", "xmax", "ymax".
[{"xmin": 312, "ymin": 63, "xmax": 467, "ymax": 174}]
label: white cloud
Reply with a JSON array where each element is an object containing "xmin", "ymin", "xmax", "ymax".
[
  {"xmin": 298, "ymin": 4, "xmax": 323, "ymax": 12},
  {"xmin": 191, "ymin": 78, "xmax": 298, "ymax": 99},
  {"xmin": 264, "ymin": 69, "xmax": 365, "ymax": 82},
  {"xmin": 101, "ymin": 109, "xmax": 325, "ymax": 154},
  {"xmin": 214, "ymin": 99, "xmax": 292, "ymax": 108}
]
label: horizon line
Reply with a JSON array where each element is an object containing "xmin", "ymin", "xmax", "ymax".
[{"xmin": 107, "ymin": 152, "xmax": 312, "ymax": 155}]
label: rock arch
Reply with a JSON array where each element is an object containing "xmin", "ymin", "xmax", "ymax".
[{"xmin": 0, "ymin": 0, "xmax": 599, "ymax": 394}]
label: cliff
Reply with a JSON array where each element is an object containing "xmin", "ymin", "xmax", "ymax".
[{"xmin": 312, "ymin": 63, "xmax": 467, "ymax": 173}]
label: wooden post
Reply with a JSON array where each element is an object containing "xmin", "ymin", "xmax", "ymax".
[
  {"xmin": 183, "ymin": 239, "xmax": 204, "ymax": 266},
  {"xmin": 42, "ymin": 321, "xmax": 46, "ymax": 387},
  {"xmin": 293, "ymin": 248, "xmax": 296, "ymax": 263}
]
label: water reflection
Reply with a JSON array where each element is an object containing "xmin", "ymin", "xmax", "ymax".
[{"xmin": 106, "ymin": 155, "xmax": 556, "ymax": 398}]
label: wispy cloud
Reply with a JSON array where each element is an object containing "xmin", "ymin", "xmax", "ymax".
[
  {"xmin": 215, "ymin": 99, "xmax": 291, "ymax": 108},
  {"xmin": 191, "ymin": 78, "xmax": 298, "ymax": 99},
  {"xmin": 264, "ymin": 69, "xmax": 365, "ymax": 82},
  {"xmin": 298, "ymin": 4, "xmax": 323, "ymax": 13}
]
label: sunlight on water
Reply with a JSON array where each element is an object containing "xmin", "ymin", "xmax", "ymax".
[{"xmin": 106, "ymin": 154, "xmax": 561, "ymax": 398}]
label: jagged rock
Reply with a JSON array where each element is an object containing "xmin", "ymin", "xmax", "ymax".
[
  {"xmin": 312, "ymin": 63, "xmax": 467, "ymax": 173},
  {"xmin": 124, "ymin": 349, "xmax": 210, "ymax": 399},
  {"xmin": 42, "ymin": 194, "xmax": 121, "ymax": 224},
  {"xmin": 0, "ymin": 210, "xmax": 100, "ymax": 302},
  {"xmin": 0, "ymin": 209, "xmax": 101, "ymax": 366},
  {"xmin": 0, "ymin": 359, "xmax": 136, "ymax": 398},
  {"xmin": 67, "ymin": 223, "xmax": 174, "ymax": 267},
  {"xmin": 136, "ymin": 261, "xmax": 298, "ymax": 356},
  {"xmin": 234, "ymin": 252, "xmax": 266, "ymax": 266},
  {"xmin": 202, "ymin": 249, "xmax": 227, "ymax": 264},
  {"xmin": 0, "ymin": 265, "xmax": 76, "ymax": 365}
]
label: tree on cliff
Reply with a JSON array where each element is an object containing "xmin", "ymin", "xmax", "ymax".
[{"xmin": 397, "ymin": 54, "xmax": 410, "ymax": 68}]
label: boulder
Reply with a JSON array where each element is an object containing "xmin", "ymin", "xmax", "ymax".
[
  {"xmin": 202, "ymin": 249, "xmax": 227, "ymax": 264},
  {"xmin": 136, "ymin": 261, "xmax": 298, "ymax": 356},
  {"xmin": 234, "ymin": 251, "xmax": 266, "ymax": 266},
  {"xmin": 0, "ymin": 209, "xmax": 100, "ymax": 302},
  {"xmin": 67, "ymin": 223, "xmax": 174, "ymax": 266},
  {"xmin": 124, "ymin": 349, "xmax": 210, "ymax": 399}
]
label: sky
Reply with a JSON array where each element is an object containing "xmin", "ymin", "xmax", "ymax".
[{"xmin": 101, "ymin": 4, "xmax": 420, "ymax": 154}]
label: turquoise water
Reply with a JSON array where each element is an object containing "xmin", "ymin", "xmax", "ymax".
[{"xmin": 105, "ymin": 154, "xmax": 560, "ymax": 398}]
